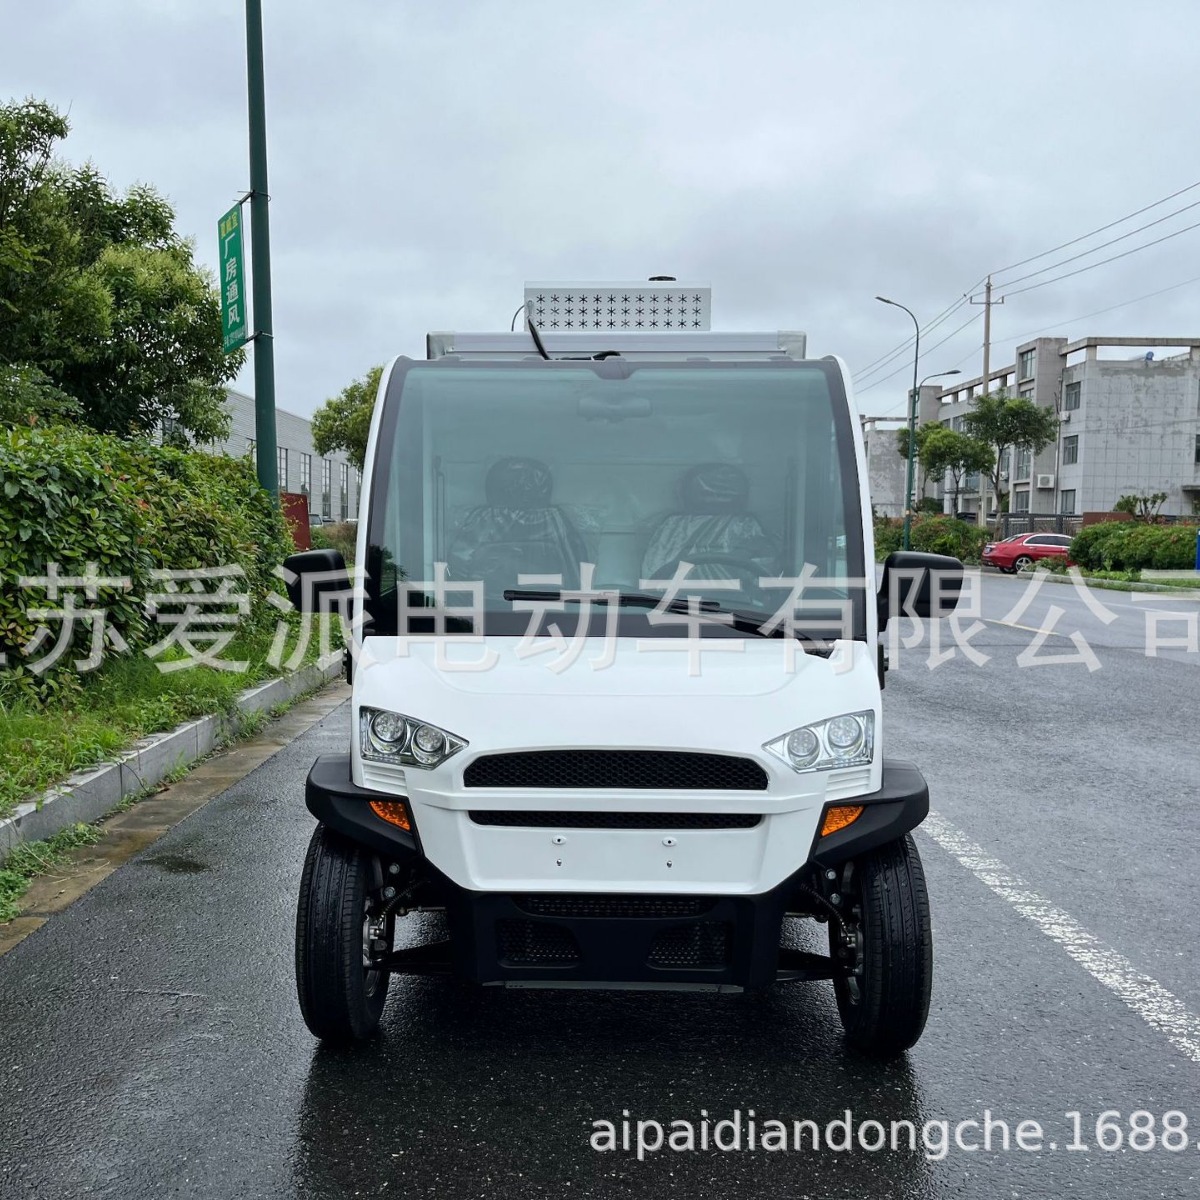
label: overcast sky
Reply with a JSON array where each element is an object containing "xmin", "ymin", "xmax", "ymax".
[{"xmin": 8, "ymin": 0, "xmax": 1200, "ymax": 419}]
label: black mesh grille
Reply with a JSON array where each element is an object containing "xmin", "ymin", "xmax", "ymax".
[
  {"xmin": 496, "ymin": 919, "xmax": 580, "ymax": 966},
  {"xmin": 470, "ymin": 811, "xmax": 761, "ymax": 830},
  {"xmin": 647, "ymin": 921, "xmax": 732, "ymax": 968},
  {"xmin": 517, "ymin": 894, "xmax": 713, "ymax": 919},
  {"xmin": 464, "ymin": 750, "xmax": 768, "ymax": 791}
]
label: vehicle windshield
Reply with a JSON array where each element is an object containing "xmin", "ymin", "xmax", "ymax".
[{"xmin": 364, "ymin": 359, "xmax": 865, "ymax": 639}]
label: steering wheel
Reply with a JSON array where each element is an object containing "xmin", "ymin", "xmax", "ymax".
[{"xmin": 647, "ymin": 553, "xmax": 773, "ymax": 609}]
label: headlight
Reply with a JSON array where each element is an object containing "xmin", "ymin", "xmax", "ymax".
[
  {"xmin": 360, "ymin": 707, "xmax": 466, "ymax": 769},
  {"xmin": 764, "ymin": 711, "xmax": 874, "ymax": 774}
]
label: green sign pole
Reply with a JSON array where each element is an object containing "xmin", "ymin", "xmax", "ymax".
[
  {"xmin": 218, "ymin": 204, "xmax": 249, "ymax": 354},
  {"xmin": 245, "ymin": 0, "xmax": 278, "ymax": 499}
]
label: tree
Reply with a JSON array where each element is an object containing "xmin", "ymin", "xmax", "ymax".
[
  {"xmin": 919, "ymin": 426, "xmax": 993, "ymax": 514},
  {"xmin": 0, "ymin": 363, "xmax": 81, "ymax": 426},
  {"xmin": 962, "ymin": 390, "xmax": 1059, "ymax": 517},
  {"xmin": 894, "ymin": 423, "xmax": 933, "ymax": 463},
  {"xmin": 311, "ymin": 365, "xmax": 383, "ymax": 472},
  {"xmin": 894, "ymin": 423, "xmax": 936, "ymax": 498},
  {"xmin": 1114, "ymin": 491, "xmax": 1168, "ymax": 523},
  {"xmin": 0, "ymin": 98, "xmax": 238, "ymax": 441}
]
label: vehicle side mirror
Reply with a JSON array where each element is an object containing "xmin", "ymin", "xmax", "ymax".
[
  {"xmin": 282, "ymin": 548, "xmax": 350, "ymax": 612},
  {"xmin": 877, "ymin": 551, "xmax": 964, "ymax": 630}
]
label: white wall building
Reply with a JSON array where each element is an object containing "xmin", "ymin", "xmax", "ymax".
[
  {"xmin": 917, "ymin": 336, "xmax": 1200, "ymax": 518},
  {"xmin": 208, "ymin": 388, "xmax": 362, "ymax": 522}
]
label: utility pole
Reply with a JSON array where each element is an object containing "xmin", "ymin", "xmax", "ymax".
[
  {"xmin": 970, "ymin": 275, "xmax": 1003, "ymax": 526},
  {"xmin": 246, "ymin": 0, "xmax": 278, "ymax": 498}
]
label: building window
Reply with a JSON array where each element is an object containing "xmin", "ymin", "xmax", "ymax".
[
  {"xmin": 277, "ymin": 447, "xmax": 288, "ymax": 491},
  {"xmin": 1064, "ymin": 381, "xmax": 1081, "ymax": 410},
  {"xmin": 339, "ymin": 462, "xmax": 348, "ymax": 520},
  {"xmin": 321, "ymin": 459, "xmax": 332, "ymax": 519},
  {"xmin": 1012, "ymin": 489, "xmax": 1030, "ymax": 513},
  {"xmin": 964, "ymin": 470, "xmax": 979, "ymax": 491},
  {"xmin": 1195, "ymin": 433, "xmax": 1200, "ymax": 465},
  {"xmin": 1060, "ymin": 489, "xmax": 1076, "ymax": 514},
  {"xmin": 1018, "ymin": 349, "xmax": 1035, "ymax": 380},
  {"xmin": 299, "ymin": 452, "xmax": 311, "ymax": 496},
  {"xmin": 1015, "ymin": 447, "xmax": 1031, "ymax": 478},
  {"xmin": 1062, "ymin": 435, "xmax": 1078, "ymax": 466},
  {"xmin": 355, "ymin": 468, "xmax": 362, "ymax": 514},
  {"xmin": 1019, "ymin": 386, "xmax": 1033, "ymax": 400}
]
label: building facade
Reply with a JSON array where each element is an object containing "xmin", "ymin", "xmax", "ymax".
[
  {"xmin": 917, "ymin": 336, "xmax": 1200, "ymax": 518},
  {"xmin": 210, "ymin": 388, "xmax": 362, "ymax": 522}
]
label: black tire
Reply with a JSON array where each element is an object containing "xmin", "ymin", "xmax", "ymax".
[
  {"xmin": 829, "ymin": 833, "xmax": 932, "ymax": 1057},
  {"xmin": 296, "ymin": 824, "xmax": 392, "ymax": 1042},
  {"xmin": 1013, "ymin": 554, "xmax": 1034, "ymax": 571}
]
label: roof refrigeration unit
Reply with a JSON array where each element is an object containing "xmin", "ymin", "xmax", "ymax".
[{"xmin": 427, "ymin": 281, "xmax": 807, "ymax": 361}]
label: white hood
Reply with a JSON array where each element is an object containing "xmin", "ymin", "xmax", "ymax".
[{"xmin": 352, "ymin": 636, "xmax": 879, "ymax": 771}]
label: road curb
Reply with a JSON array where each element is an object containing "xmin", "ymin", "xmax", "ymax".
[
  {"xmin": 1022, "ymin": 570, "xmax": 1200, "ymax": 597},
  {"xmin": 0, "ymin": 658, "xmax": 342, "ymax": 863}
]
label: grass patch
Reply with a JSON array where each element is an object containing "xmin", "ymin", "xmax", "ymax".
[
  {"xmin": 0, "ymin": 619, "xmax": 331, "ymax": 821},
  {"xmin": 0, "ymin": 822, "xmax": 102, "ymax": 922}
]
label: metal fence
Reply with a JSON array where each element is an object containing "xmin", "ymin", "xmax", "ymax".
[{"xmin": 994, "ymin": 513, "xmax": 1084, "ymax": 538}]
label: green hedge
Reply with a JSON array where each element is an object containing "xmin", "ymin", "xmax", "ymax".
[
  {"xmin": 1070, "ymin": 521, "xmax": 1199, "ymax": 572},
  {"xmin": 0, "ymin": 426, "xmax": 292, "ymax": 703},
  {"xmin": 873, "ymin": 515, "xmax": 989, "ymax": 564}
]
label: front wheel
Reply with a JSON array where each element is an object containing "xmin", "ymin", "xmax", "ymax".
[
  {"xmin": 296, "ymin": 825, "xmax": 393, "ymax": 1042},
  {"xmin": 829, "ymin": 834, "xmax": 932, "ymax": 1057}
]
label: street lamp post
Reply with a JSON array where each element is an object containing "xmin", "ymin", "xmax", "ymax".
[
  {"xmin": 246, "ymin": 0, "xmax": 278, "ymax": 498},
  {"xmin": 876, "ymin": 297, "xmax": 920, "ymax": 549}
]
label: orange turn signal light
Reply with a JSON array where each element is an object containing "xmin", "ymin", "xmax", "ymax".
[
  {"xmin": 820, "ymin": 804, "xmax": 865, "ymax": 837},
  {"xmin": 369, "ymin": 799, "xmax": 412, "ymax": 832}
]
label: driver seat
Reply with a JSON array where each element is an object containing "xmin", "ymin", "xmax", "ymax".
[
  {"xmin": 448, "ymin": 457, "xmax": 588, "ymax": 593},
  {"xmin": 640, "ymin": 463, "xmax": 779, "ymax": 585}
]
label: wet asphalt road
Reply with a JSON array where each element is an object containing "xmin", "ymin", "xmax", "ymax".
[{"xmin": 1, "ymin": 574, "xmax": 1199, "ymax": 1199}]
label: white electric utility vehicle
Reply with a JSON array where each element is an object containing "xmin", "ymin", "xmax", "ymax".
[{"xmin": 286, "ymin": 282, "xmax": 963, "ymax": 1057}]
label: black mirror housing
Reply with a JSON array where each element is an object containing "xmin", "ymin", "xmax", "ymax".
[
  {"xmin": 282, "ymin": 548, "xmax": 350, "ymax": 612},
  {"xmin": 877, "ymin": 551, "xmax": 964, "ymax": 629}
]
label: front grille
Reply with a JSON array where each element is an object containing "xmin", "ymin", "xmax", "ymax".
[
  {"xmin": 647, "ymin": 921, "xmax": 732, "ymax": 969},
  {"xmin": 496, "ymin": 919, "xmax": 580, "ymax": 966},
  {"xmin": 464, "ymin": 750, "xmax": 768, "ymax": 791},
  {"xmin": 517, "ymin": 894, "xmax": 713, "ymax": 920},
  {"xmin": 470, "ymin": 810, "xmax": 761, "ymax": 830}
]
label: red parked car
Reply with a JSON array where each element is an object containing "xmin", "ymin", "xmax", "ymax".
[{"xmin": 982, "ymin": 532, "xmax": 1074, "ymax": 573}]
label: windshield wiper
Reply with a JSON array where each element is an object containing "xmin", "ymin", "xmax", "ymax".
[
  {"xmin": 501, "ymin": 589, "xmax": 834, "ymax": 654},
  {"xmin": 503, "ymin": 588, "xmax": 720, "ymax": 614}
]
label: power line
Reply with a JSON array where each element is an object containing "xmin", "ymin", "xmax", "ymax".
[
  {"xmin": 992, "ymin": 178, "xmax": 1200, "ymax": 277},
  {"xmin": 993, "ymin": 273, "xmax": 1200, "ymax": 349},
  {"xmin": 856, "ymin": 181, "xmax": 1200, "ymax": 394},
  {"xmin": 856, "ymin": 309, "xmax": 985, "ymax": 399},
  {"xmin": 852, "ymin": 295, "xmax": 964, "ymax": 381},
  {"xmin": 999, "ymin": 217, "xmax": 1200, "ymax": 300},
  {"xmin": 996, "ymin": 195, "xmax": 1200, "ymax": 291},
  {"xmin": 851, "ymin": 276, "xmax": 986, "ymax": 381}
]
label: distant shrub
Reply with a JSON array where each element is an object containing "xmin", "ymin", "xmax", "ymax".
[
  {"xmin": 873, "ymin": 517, "xmax": 903, "ymax": 560},
  {"xmin": 1026, "ymin": 556, "xmax": 1069, "ymax": 574},
  {"xmin": 0, "ymin": 427, "xmax": 292, "ymax": 704},
  {"xmin": 320, "ymin": 521, "xmax": 358, "ymax": 566},
  {"xmin": 1070, "ymin": 521, "xmax": 1198, "ymax": 572},
  {"xmin": 873, "ymin": 515, "xmax": 988, "ymax": 564},
  {"xmin": 910, "ymin": 516, "xmax": 990, "ymax": 564}
]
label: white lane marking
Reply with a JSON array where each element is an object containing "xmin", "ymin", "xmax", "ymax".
[{"xmin": 920, "ymin": 810, "xmax": 1200, "ymax": 1065}]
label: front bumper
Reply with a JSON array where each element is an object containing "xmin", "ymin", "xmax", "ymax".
[{"xmin": 304, "ymin": 755, "xmax": 928, "ymax": 989}]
